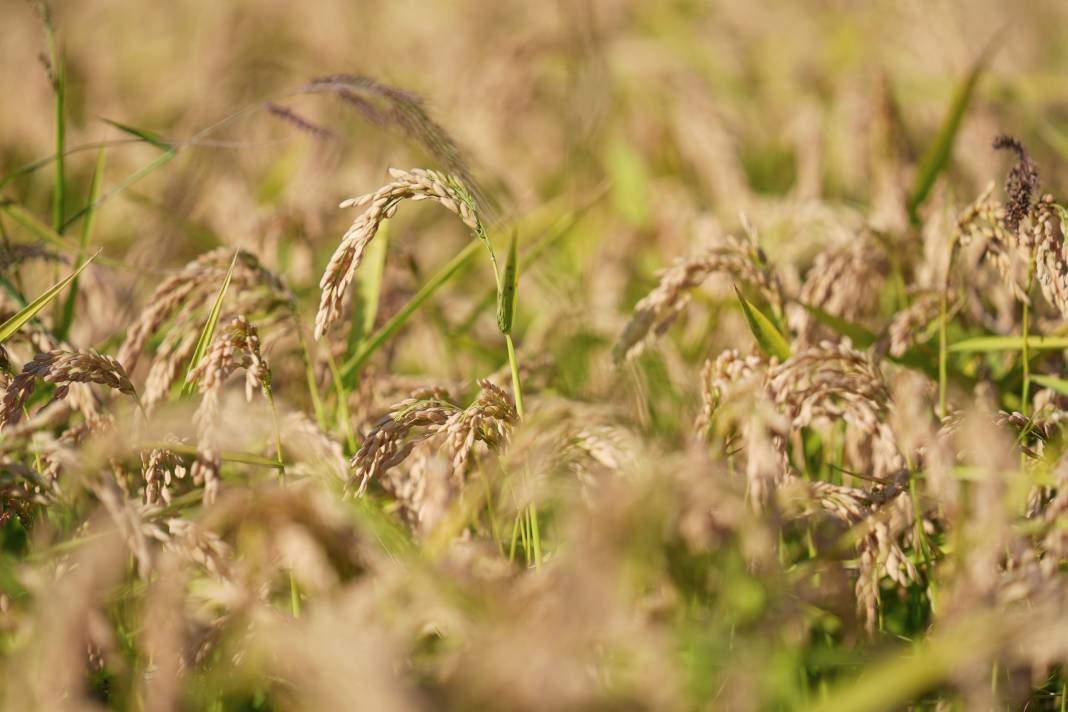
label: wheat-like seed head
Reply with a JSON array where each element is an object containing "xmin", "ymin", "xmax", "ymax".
[
  {"xmin": 887, "ymin": 291, "xmax": 942, "ymax": 357},
  {"xmin": 439, "ymin": 379, "xmax": 517, "ymax": 482},
  {"xmin": 613, "ymin": 234, "xmax": 782, "ymax": 363},
  {"xmin": 185, "ymin": 316, "xmax": 272, "ymax": 504},
  {"xmin": 315, "ymin": 168, "xmax": 485, "ymax": 340},
  {"xmin": 766, "ymin": 340, "xmax": 888, "ymax": 435},
  {"xmin": 118, "ymin": 249, "xmax": 290, "ymax": 372},
  {"xmin": 350, "ymin": 394, "xmax": 456, "ymax": 494},
  {"xmin": 1032, "ymin": 194, "xmax": 1068, "ymax": 319},
  {"xmin": 791, "ymin": 237, "xmax": 887, "ymax": 345},
  {"xmin": 695, "ymin": 349, "xmax": 764, "ymax": 437},
  {"xmin": 1, "ymin": 350, "xmax": 135, "ymax": 429},
  {"xmin": 955, "ymin": 182, "xmax": 1031, "ymax": 303},
  {"xmin": 350, "ymin": 379, "xmax": 517, "ymax": 495}
]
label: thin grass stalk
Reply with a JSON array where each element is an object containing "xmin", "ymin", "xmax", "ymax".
[
  {"xmin": 508, "ymin": 514, "xmax": 521, "ymax": 562},
  {"xmin": 481, "ymin": 471, "xmax": 503, "ymax": 554},
  {"xmin": 290, "ymin": 574, "xmax": 301, "ymax": 618},
  {"xmin": 58, "ymin": 148, "xmax": 105, "ymax": 340},
  {"xmin": 1022, "ymin": 256, "xmax": 1036, "ymax": 416},
  {"xmin": 325, "ymin": 348, "xmax": 356, "ymax": 453},
  {"xmin": 51, "ymin": 42, "xmax": 65, "ymax": 235},
  {"xmin": 528, "ymin": 499, "xmax": 542, "ymax": 568},
  {"xmin": 296, "ymin": 324, "xmax": 328, "ymax": 430},
  {"xmin": 265, "ymin": 387, "xmax": 285, "ymax": 477}
]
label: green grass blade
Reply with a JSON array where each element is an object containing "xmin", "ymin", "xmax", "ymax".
[
  {"xmin": 808, "ymin": 611, "xmax": 1002, "ymax": 712},
  {"xmin": 0, "ymin": 201, "xmax": 134, "ymax": 273},
  {"xmin": 906, "ymin": 49, "xmax": 991, "ymax": 222},
  {"xmin": 801, "ymin": 302, "xmax": 937, "ymax": 376},
  {"xmin": 0, "ymin": 154, "xmax": 57, "ymax": 190},
  {"xmin": 1030, "ymin": 374, "xmax": 1068, "ymax": 398},
  {"xmin": 496, "ymin": 231, "xmax": 519, "ymax": 334},
  {"xmin": 949, "ymin": 335, "xmax": 1068, "ymax": 353},
  {"xmin": 1, "ymin": 202, "xmax": 77, "ymax": 253},
  {"xmin": 58, "ymin": 149, "xmax": 106, "ymax": 341},
  {"xmin": 98, "ymin": 117, "xmax": 172, "ymax": 150},
  {"xmin": 183, "ymin": 252, "xmax": 238, "ymax": 394},
  {"xmin": 138, "ymin": 442, "xmax": 284, "ymax": 470},
  {"xmin": 347, "ymin": 222, "xmax": 389, "ymax": 353},
  {"xmin": 62, "ymin": 147, "xmax": 176, "ymax": 231},
  {"xmin": 340, "ymin": 238, "xmax": 484, "ymax": 385},
  {"xmin": 736, "ymin": 287, "xmax": 791, "ymax": 361},
  {"xmin": 0, "ymin": 251, "xmax": 99, "ymax": 344},
  {"xmin": 51, "ymin": 42, "xmax": 66, "ymax": 234},
  {"xmin": 800, "ymin": 303, "xmax": 878, "ymax": 348},
  {"xmin": 0, "ymin": 275, "xmax": 27, "ymax": 307}
]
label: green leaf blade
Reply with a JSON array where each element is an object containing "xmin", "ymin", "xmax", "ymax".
[
  {"xmin": 1030, "ymin": 374, "xmax": 1068, "ymax": 398},
  {"xmin": 183, "ymin": 252, "xmax": 238, "ymax": 394},
  {"xmin": 0, "ymin": 252, "xmax": 99, "ymax": 344},
  {"xmin": 736, "ymin": 287, "xmax": 791, "ymax": 361},
  {"xmin": 906, "ymin": 48, "xmax": 992, "ymax": 222},
  {"xmin": 949, "ymin": 335, "xmax": 1068, "ymax": 353},
  {"xmin": 496, "ymin": 231, "xmax": 519, "ymax": 334},
  {"xmin": 58, "ymin": 148, "xmax": 107, "ymax": 340}
]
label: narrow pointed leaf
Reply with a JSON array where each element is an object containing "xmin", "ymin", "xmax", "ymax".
[
  {"xmin": 736, "ymin": 287, "xmax": 791, "ymax": 361},
  {"xmin": 58, "ymin": 148, "xmax": 106, "ymax": 339},
  {"xmin": 906, "ymin": 47, "xmax": 992, "ymax": 221},
  {"xmin": 99, "ymin": 117, "xmax": 172, "ymax": 150},
  {"xmin": 0, "ymin": 251, "xmax": 99, "ymax": 344},
  {"xmin": 1030, "ymin": 374, "xmax": 1068, "ymax": 398},
  {"xmin": 1, "ymin": 202, "xmax": 77, "ymax": 253},
  {"xmin": 183, "ymin": 252, "xmax": 238, "ymax": 393},
  {"xmin": 62, "ymin": 147, "xmax": 175, "ymax": 231},
  {"xmin": 949, "ymin": 335, "xmax": 1068, "ymax": 353},
  {"xmin": 800, "ymin": 303, "xmax": 879, "ymax": 348},
  {"xmin": 496, "ymin": 231, "xmax": 519, "ymax": 334}
]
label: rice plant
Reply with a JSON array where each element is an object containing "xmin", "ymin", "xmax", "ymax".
[{"xmin": 4, "ymin": 1, "xmax": 1068, "ymax": 710}]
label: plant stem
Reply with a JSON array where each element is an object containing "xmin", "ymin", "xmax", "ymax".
[
  {"xmin": 296, "ymin": 323, "xmax": 328, "ymax": 430},
  {"xmin": 290, "ymin": 572, "xmax": 301, "ymax": 618},
  {"xmin": 52, "ymin": 47, "xmax": 66, "ymax": 234},
  {"xmin": 1021, "ymin": 256, "xmax": 1036, "ymax": 416},
  {"xmin": 325, "ymin": 349, "xmax": 356, "ymax": 453},
  {"xmin": 265, "ymin": 387, "xmax": 286, "ymax": 478},
  {"xmin": 505, "ymin": 334, "xmax": 525, "ymax": 418},
  {"xmin": 504, "ymin": 332, "xmax": 540, "ymax": 566}
]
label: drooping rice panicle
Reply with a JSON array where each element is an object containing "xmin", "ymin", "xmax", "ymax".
[{"xmin": 315, "ymin": 168, "xmax": 487, "ymax": 339}]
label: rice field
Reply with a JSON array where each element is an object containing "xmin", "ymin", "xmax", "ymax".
[{"xmin": 3, "ymin": 1, "xmax": 1068, "ymax": 709}]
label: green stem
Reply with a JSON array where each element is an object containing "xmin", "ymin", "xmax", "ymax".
[
  {"xmin": 508, "ymin": 512, "xmax": 521, "ymax": 562},
  {"xmin": 52, "ymin": 48, "xmax": 66, "ymax": 234},
  {"xmin": 505, "ymin": 334, "xmax": 525, "ymax": 419},
  {"xmin": 325, "ymin": 349, "xmax": 356, "ymax": 453},
  {"xmin": 266, "ymin": 387, "xmax": 286, "ymax": 479},
  {"xmin": 1021, "ymin": 257, "xmax": 1036, "ymax": 416},
  {"xmin": 289, "ymin": 572, "xmax": 301, "ymax": 618},
  {"xmin": 296, "ymin": 323, "xmax": 328, "ymax": 430},
  {"xmin": 504, "ymin": 334, "xmax": 539, "ymax": 567},
  {"xmin": 528, "ymin": 501, "xmax": 542, "ymax": 568}
]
